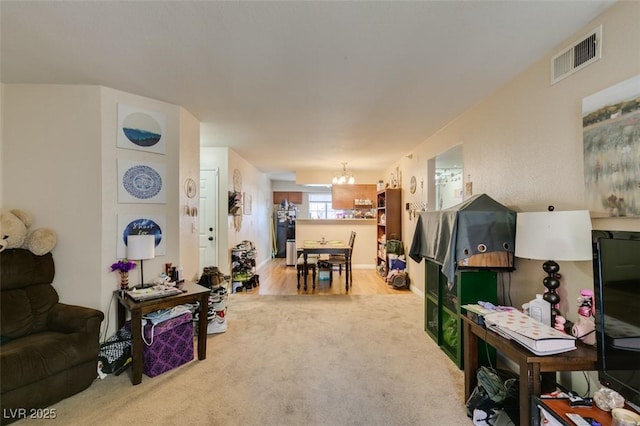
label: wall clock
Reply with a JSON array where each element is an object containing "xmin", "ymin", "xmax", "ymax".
[
  {"xmin": 410, "ymin": 176, "xmax": 417, "ymax": 194},
  {"xmin": 184, "ymin": 178, "xmax": 197, "ymax": 198}
]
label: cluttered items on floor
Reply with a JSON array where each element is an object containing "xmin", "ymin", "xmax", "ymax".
[
  {"xmin": 97, "ymin": 323, "xmax": 132, "ymax": 377},
  {"xmin": 466, "ymin": 366, "xmax": 518, "ymax": 426}
]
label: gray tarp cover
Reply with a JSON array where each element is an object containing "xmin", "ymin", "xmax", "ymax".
[{"xmin": 409, "ymin": 194, "xmax": 516, "ymax": 283}]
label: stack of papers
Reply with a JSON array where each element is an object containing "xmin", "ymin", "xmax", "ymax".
[
  {"xmin": 126, "ymin": 285, "xmax": 183, "ymax": 301},
  {"xmin": 462, "ymin": 304, "xmax": 495, "ymax": 316},
  {"xmin": 484, "ymin": 309, "xmax": 576, "ymax": 355}
]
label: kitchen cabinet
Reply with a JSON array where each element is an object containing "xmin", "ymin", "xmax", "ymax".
[
  {"xmin": 424, "ymin": 258, "xmax": 497, "ymax": 369},
  {"xmin": 273, "ymin": 191, "xmax": 302, "ymax": 205},
  {"xmin": 376, "ymin": 188, "xmax": 401, "ymax": 277},
  {"xmin": 331, "ymin": 184, "xmax": 377, "ymax": 209}
]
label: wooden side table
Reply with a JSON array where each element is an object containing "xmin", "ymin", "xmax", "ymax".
[
  {"xmin": 462, "ymin": 315, "xmax": 597, "ymax": 426},
  {"xmin": 116, "ymin": 281, "xmax": 211, "ymax": 385}
]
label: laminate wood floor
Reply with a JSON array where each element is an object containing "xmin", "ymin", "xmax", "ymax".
[{"xmin": 243, "ymin": 258, "xmax": 410, "ymax": 295}]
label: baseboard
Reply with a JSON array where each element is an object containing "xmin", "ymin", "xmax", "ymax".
[
  {"xmin": 410, "ymin": 285, "xmax": 424, "ymax": 298},
  {"xmin": 351, "ymin": 264, "xmax": 376, "ymax": 270}
]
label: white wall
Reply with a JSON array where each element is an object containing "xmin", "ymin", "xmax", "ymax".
[
  {"xmin": 0, "ymin": 84, "xmax": 5, "ymax": 207},
  {"xmin": 385, "ymin": 1, "xmax": 640, "ymax": 393},
  {"xmin": 3, "ymin": 84, "xmax": 200, "ymax": 337},
  {"xmin": 178, "ymin": 107, "xmax": 201, "ymax": 281},
  {"xmin": 3, "ymin": 85, "xmax": 103, "ymax": 311},
  {"xmin": 201, "ymin": 147, "xmax": 273, "ymax": 274},
  {"xmin": 395, "ymin": 1, "xmax": 640, "ymax": 313},
  {"xmin": 227, "ymin": 149, "xmax": 273, "ymax": 272}
]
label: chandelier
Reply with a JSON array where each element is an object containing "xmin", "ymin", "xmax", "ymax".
[{"xmin": 332, "ymin": 162, "xmax": 355, "ymax": 185}]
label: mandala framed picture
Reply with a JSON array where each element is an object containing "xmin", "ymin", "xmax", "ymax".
[
  {"xmin": 117, "ymin": 159, "xmax": 166, "ymax": 204},
  {"xmin": 117, "ymin": 103, "xmax": 166, "ymax": 154}
]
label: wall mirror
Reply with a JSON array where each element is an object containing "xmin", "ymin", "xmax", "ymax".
[{"xmin": 433, "ymin": 144, "xmax": 463, "ymax": 210}]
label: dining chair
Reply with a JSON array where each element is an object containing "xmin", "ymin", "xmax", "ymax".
[
  {"xmin": 296, "ymin": 249, "xmax": 318, "ymax": 290},
  {"xmin": 326, "ymin": 231, "xmax": 356, "ymax": 282}
]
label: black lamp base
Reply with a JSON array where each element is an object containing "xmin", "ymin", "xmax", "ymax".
[
  {"xmin": 542, "ymin": 260, "xmax": 562, "ymax": 324},
  {"xmin": 133, "ymin": 259, "xmax": 152, "ymax": 289}
]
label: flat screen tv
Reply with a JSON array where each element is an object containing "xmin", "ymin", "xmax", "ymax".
[{"xmin": 592, "ymin": 230, "xmax": 640, "ymax": 411}]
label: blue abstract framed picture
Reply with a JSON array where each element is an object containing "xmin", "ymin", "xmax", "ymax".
[
  {"xmin": 117, "ymin": 159, "xmax": 166, "ymax": 204},
  {"xmin": 117, "ymin": 214, "xmax": 166, "ymax": 258},
  {"xmin": 117, "ymin": 103, "xmax": 166, "ymax": 154}
]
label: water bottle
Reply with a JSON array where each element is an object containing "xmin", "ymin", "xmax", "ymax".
[{"xmin": 529, "ymin": 294, "xmax": 551, "ymax": 326}]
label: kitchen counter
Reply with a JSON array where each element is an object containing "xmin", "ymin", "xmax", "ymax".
[
  {"xmin": 295, "ymin": 219, "xmax": 376, "ymax": 268},
  {"xmin": 296, "ymin": 219, "xmax": 376, "ymax": 225}
]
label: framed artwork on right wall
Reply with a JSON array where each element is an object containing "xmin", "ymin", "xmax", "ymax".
[{"xmin": 582, "ymin": 74, "xmax": 640, "ymax": 218}]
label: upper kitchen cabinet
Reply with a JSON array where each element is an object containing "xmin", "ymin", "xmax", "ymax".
[
  {"xmin": 273, "ymin": 191, "xmax": 303, "ymax": 205},
  {"xmin": 331, "ymin": 184, "xmax": 377, "ymax": 209}
]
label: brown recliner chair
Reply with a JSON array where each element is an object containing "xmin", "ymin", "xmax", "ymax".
[{"xmin": 0, "ymin": 249, "xmax": 104, "ymax": 425}]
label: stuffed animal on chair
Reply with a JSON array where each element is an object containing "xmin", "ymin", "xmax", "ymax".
[{"xmin": 0, "ymin": 209, "xmax": 57, "ymax": 255}]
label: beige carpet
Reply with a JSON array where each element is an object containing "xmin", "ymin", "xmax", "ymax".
[{"xmin": 16, "ymin": 294, "xmax": 472, "ymax": 426}]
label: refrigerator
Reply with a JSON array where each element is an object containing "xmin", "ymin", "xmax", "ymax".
[{"xmin": 275, "ymin": 209, "xmax": 296, "ymax": 258}]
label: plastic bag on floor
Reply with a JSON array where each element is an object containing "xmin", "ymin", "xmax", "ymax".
[{"xmin": 97, "ymin": 322, "xmax": 131, "ymax": 375}]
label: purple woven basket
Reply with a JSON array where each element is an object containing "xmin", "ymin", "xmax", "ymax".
[{"xmin": 142, "ymin": 312, "xmax": 194, "ymax": 377}]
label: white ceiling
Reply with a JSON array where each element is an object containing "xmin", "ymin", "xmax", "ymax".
[{"xmin": 1, "ymin": 1, "xmax": 615, "ymax": 181}]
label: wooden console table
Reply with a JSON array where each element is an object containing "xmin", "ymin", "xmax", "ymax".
[
  {"xmin": 462, "ymin": 315, "xmax": 597, "ymax": 426},
  {"xmin": 116, "ymin": 281, "xmax": 210, "ymax": 385}
]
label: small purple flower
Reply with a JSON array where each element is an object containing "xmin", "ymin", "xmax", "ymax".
[{"xmin": 110, "ymin": 259, "xmax": 137, "ymax": 273}]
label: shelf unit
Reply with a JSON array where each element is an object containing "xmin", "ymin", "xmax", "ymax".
[
  {"xmin": 424, "ymin": 258, "xmax": 497, "ymax": 369},
  {"xmin": 353, "ymin": 201, "xmax": 375, "ymax": 219},
  {"xmin": 376, "ymin": 188, "xmax": 401, "ymax": 278},
  {"xmin": 231, "ymin": 242, "xmax": 257, "ymax": 293}
]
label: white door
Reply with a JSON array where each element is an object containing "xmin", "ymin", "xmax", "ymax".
[{"xmin": 199, "ymin": 169, "xmax": 218, "ymax": 274}]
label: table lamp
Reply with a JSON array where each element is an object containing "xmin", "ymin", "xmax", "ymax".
[
  {"xmin": 127, "ymin": 234, "xmax": 156, "ymax": 288},
  {"xmin": 515, "ymin": 207, "xmax": 592, "ymax": 326}
]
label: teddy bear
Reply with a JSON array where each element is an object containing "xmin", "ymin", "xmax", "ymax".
[{"xmin": 0, "ymin": 209, "xmax": 57, "ymax": 255}]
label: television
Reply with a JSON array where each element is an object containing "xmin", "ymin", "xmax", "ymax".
[{"xmin": 592, "ymin": 230, "xmax": 640, "ymax": 411}]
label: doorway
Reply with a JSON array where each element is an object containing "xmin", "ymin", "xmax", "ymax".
[{"xmin": 199, "ymin": 169, "xmax": 219, "ymax": 272}]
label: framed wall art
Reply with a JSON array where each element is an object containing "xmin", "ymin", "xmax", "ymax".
[
  {"xmin": 117, "ymin": 103, "xmax": 166, "ymax": 154},
  {"xmin": 117, "ymin": 214, "xmax": 166, "ymax": 258},
  {"xmin": 243, "ymin": 192, "xmax": 252, "ymax": 215},
  {"xmin": 583, "ymin": 75, "xmax": 640, "ymax": 217},
  {"xmin": 117, "ymin": 159, "xmax": 166, "ymax": 204}
]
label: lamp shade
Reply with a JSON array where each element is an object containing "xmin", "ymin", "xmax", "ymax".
[
  {"xmin": 515, "ymin": 210, "xmax": 592, "ymax": 261},
  {"xmin": 127, "ymin": 234, "xmax": 155, "ymax": 260}
]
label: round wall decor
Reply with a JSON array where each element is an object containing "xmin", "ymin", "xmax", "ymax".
[
  {"xmin": 410, "ymin": 176, "xmax": 417, "ymax": 194},
  {"xmin": 184, "ymin": 178, "xmax": 197, "ymax": 198},
  {"xmin": 122, "ymin": 165, "xmax": 162, "ymax": 199}
]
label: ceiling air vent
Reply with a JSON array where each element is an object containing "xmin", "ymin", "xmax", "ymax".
[{"xmin": 551, "ymin": 25, "xmax": 602, "ymax": 85}]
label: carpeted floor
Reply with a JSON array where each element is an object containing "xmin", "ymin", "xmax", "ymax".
[{"xmin": 15, "ymin": 294, "xmax": 473, "ymax": 425}]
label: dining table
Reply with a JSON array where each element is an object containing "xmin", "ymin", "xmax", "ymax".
[{"xmin": 300, "ymin": 240, "xmax": 352, "ymax": 291}]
